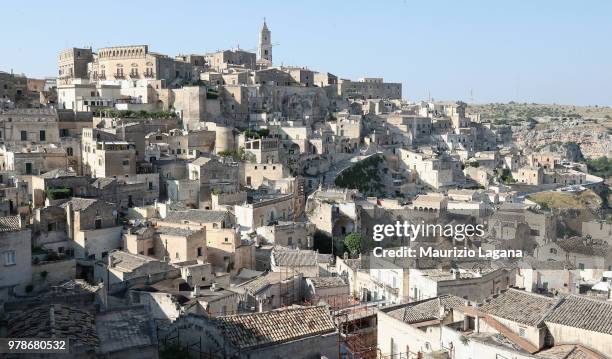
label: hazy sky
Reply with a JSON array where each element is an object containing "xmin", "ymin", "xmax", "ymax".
[{"xmin": 1, "ymin": 0, "xmax": 611, "ymax": 105}]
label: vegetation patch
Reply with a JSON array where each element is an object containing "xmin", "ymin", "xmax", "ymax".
[
  {"xmin": 586, "ymin": 156, "xmax": 612, "ymax": 178},
  {"xmin": 528, "ymin": 189, "xmax": 602, "ymax": 210},
  {"xmin": 46, "ymin": 187, "xmax": 72, "ymax": 200},
  {"xmin": 335, "ymin": 156, "xmax": 384, "ymax": 196},
  {"xmin": 94, "ymin": 109, "xmax": 177, "ymax": 119}
]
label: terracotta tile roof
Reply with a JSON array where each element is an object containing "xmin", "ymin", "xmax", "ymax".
[
  {"xmin": 556, "ymin": 237, "xmax": 610, "ymax": 257},
  {"xmin": 238, "ymin": 275, "xmax": 271, "ymax": 294},
  {"xmin": 478, "ymin": 288, "xmax": 557, "ymax": 327},
  {"xmin": 164, "ymin": 209, "xmax": 228, "ymax": 224},
  {"xmin": 156, "ymin": 226, "xmax": 198, "ymax": 237},
  {"xmin": 308, "ymin": 277, "xmax": 347, "ymax": 289},
  {"xmin": 8, "ymin": 304, "xmax": 98, "ymax": 349},
  {"xmin": 109, "ymin": 250, "xmax": 159, "ymax": 272},
  {"xmin": 272, "ymin": 249, "xmax": 318, "ymax": 267},
  {"xmin": 538, "ymin": 344, "xmax": 607, "ymax": 359},
  {"xmin": 0, "ymin": 216, "xmax": 21, "ymax": 232},
  {"xmin": 39, "ymin": 168, "xmax": 77, "ymax": 179},
  {"xmin": 59, "ymin": 197, "xmax": 99, "ymax": 211},
  {"xmin": 190, "ymin": 156, "xmax": 213, "ymax": 167},
  {"xmin": 387, "ymin": 295, "xmax": 466, "ymax": 324},
  {"xmin": 217, "ymin": 306, "xmax": 335, "ymax": 350},
  {"xmin": 545, "ymin": 295, "xmax": 612, "ymax": 335},
  {"xmin": 95, "ymin": 306, "xmax": 155, "ymax": 354}
]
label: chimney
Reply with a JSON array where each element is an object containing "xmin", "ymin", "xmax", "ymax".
[
  {"xmin": 257, "ymin": 297, "xmax": 264, "ymax": 313},
  {"xmin": 452, "ymin": 269, "xmax": 459, "ymax": 280}
]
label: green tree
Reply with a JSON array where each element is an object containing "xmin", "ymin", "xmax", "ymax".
[{"xmin": 343, "ymin": 233, "xmax": 366, "ymax": 256}]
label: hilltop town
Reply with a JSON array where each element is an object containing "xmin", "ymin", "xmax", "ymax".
[{"xmin": 1, "ymin": 20, "xmax": 612, "ymax": 359}]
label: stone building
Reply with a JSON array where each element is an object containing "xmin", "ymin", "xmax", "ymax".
[
  {"xmin": 377, "ymin": 295, "xmax": 467, "ymax": 358},
  {"xmin": 313, "ymin": 72, "xmax": 338, "ymax": 87},
  {"xmin": 514, "ymin": 166, "xmax": 544, "ymax": 185},
  {"xmin": 95, "ymin": 249, "xmax": 176, "ymax": 286},
  {"xmin": 57, "ymin": 80, "xmax": 120, "ymax": 111},
  {"xmin": 167, "ymin": 305, "xmax": 337, "ymax": 359},
  {"xmin": 154, "ymin": 225, "xmax": 207, "ymax": 263},
  {"xmin": 0, "ymin": 108, "xmax": 60, "ymax": 145},
  {"xmin": 187, "ymin": 156, "xmax": 240, "ymax": 209},
  {"xmin": 60, "ymin": 197, "xmax": 122, "ymax": 261},
  {"xmin": 146, "ymin": 128, "xmax": 215, "ymax": 159},
  {"xmin": 244, "ymin": 137, "xmax": 279, "ymax": 163},
  {"xmin": 81, "ymin": 128, "xmax": 136, "ymax": 178},
  {"xmin": 337, "ymin": 77, "xmax": 402, "ymax": 100},
  {"xmin": 204, "ymin": 49, "xmax": 257, "ymax": 71},
  {"xmin": 30, "ymin": 169, "xmax": 86, "ymax": 207},
  {"xmin": 158, "ymin": 209, "xmax": 254, "ymax": 274},
  {"xmin": 3, "ymin": 145, "xmax": 68, "ymax": 176},
  {"xmin": 281, "ymin": 66, "xmax": 315, "ymax": 87},
  {"xmin": 240, "ymin": 162, "xmax": 288, "ymax": 188},
  {"xmin": 409, "ymin": 261, "xmax": 515, "ymax": 302},
  {"xmin": 89, "ymin": 45, "xmax": 194, "ymax": 83},
  {"xmin": 270, "ymin": 248, "xmax": 325, "ymax": 278},
  {"xmin": 0, "ymin": 71, "xmax": 28, "ymax": 104},
  {"xmin": 0, "ymin": 216, "xmax": 31, "ymax": 309},
  {"xmin": 235, "ymin": 192, "xmax": 295, "ymax": 231},
  {"xmin": 305, "ymin": 277, "xmax": 350, "ymax": 307},
  {"xmin": 256, "ymin": 221, "xmax": 315, "ymax": 249},
  {"xmin": 398, "ymin": 148, "xmax": 459, "ymax": 189},
  {"xmin": 57, "ymin": 47, "xmax": 93, "ymax": 85},
  {"xmin": 172, "ymin": 86, "xmax": 209, "ymax": 130},
  {"xmin": 234, "ymin": 270, "xmax": 303, "ymax": 311},
  {"xmin": 544, "ymin": 294, "xmax": 612, "ymax": 357},
  {"xmin": 535, "ymin": 236, "xmax": 612, "ymax": 283}
]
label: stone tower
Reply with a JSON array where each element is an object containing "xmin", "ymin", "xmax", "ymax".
[{"xmin": 257, "ymin": 19, "xmax": 272, "ymax": 66}]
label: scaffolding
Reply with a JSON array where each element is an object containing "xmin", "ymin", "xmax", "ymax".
[{"xmin": 334, "ymin": 303, "xmax": 379, "ymax": 359}]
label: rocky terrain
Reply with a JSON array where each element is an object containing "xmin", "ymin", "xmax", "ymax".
[{"xmin": 468, "ymin": 103, "xmax": 612, "ymax": 158}]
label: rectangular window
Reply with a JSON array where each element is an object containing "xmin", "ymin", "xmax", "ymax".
[
  {"xmin": 40, "ymin": 130, "xmax": 46, "ymax": 141},
  {"xmin": 25, "ymin": 163, "xmax": 32, "ymax": 175},
  {"xmin": 4, "ymin": 250, "xmax": 16, "ymax": 266},
  {"xmin": 20, "ymin": 131, "xmax": 27, "ymax": 141},
  {"xmin": 197, "ymin": 247, "xmax": 203, "ymax": 256}
]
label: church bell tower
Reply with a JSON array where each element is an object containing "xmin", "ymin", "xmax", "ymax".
[{"xmin": 257, "ymin": 19, "xmax": 272, "ymax": 66}]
